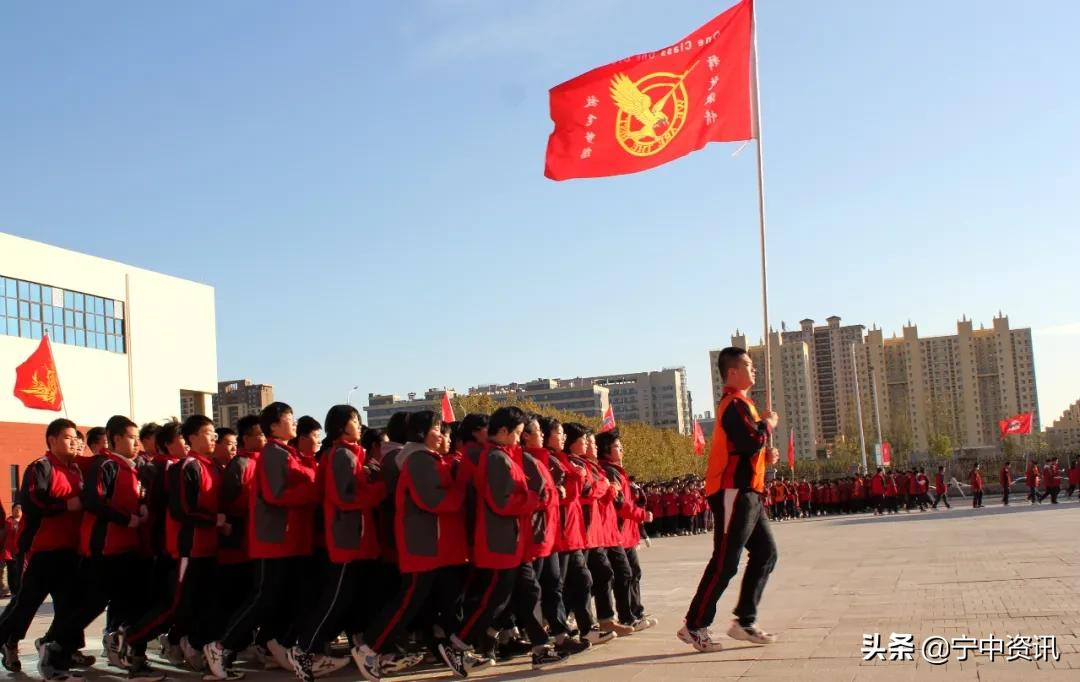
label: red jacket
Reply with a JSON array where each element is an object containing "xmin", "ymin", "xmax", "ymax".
[
  {"xmin": 554, "ymin": 452, "xmax": 586, "ymax": 552},
  {"xmin": 395, "ymin": 444, "xmax": 469, "ymax": 573},
  {"xmin": 80, "ymin": 451, "xmax": 144, "ymax": 556},
  {"xmin": 797, "ymin": 482, "xmax": 811, "ymax": 503},
  {"xmin": 661, "ymin": 492, "xmax": 679, "ymax": 517},
  {"xmin": 473, "ymin": 444, "xmax": 540, "ymax": 569},
  {"xmin": 167, "ymin": 453, "xmax": 221, "ymax": 559},
  {"xmin": 1044, "ymin": 464, "xmax": 1060, "ymax": 488},
  {"xmin": 218, "ymin": 450, "xmax": 258, "ymax": 564},
  {"xmin": 248, "ymin": 440, "xmax": 320, "ymax": 559},
  {"xmin": 884, "ymin": 476, "xmax": 898, "ymax": 496},
  {"xmin": 19, "ymin": 451, "xmax": 83, "ymax": 554},
  {"xmin": 603, "ymin": 462, "xmax": 647, "ymax": 549},
  {"xmin": 935, "ymin": 473, "xmax": 946, "ymax": 494},
  {"xmin": 523, "ymin": 447, "xmax": 561, "ymax": 560},
  {"xmin": 968, "ymin": 469, "xmax": 984, "ymax": 491},
  {"xmin": 574, "ymin": 455, "xmax": 611, "ymax": 549},
  {"xmin": 870, "ymin": 473, "xmax": 885, "ymax": 496},
  {"xmin": 999, "ymin": 467, "xmax": 1012, "ymax": 488},
  {"xmin": 321, "ymin": 441, "xmax": 386, "ymax": 563},
  {"xmin": 1069, "ymin": 466, "xmax": 1080, "ymax": 487}
]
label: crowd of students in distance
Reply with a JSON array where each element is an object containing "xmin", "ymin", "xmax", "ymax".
[
  {"xmin": 0, "ymin": 403, "xmax": 667, "ymax": 682},
  {"xmin": 637, "ymin": 480, "xmax": 710, "ymax": 537},
  {"xmin": 737, "ymin": 458, "xmax": 1080, "ymax": 522}
]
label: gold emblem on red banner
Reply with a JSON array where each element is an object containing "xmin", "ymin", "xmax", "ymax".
[{"xmin": 610, "ymin": 62, "xmax": 697, "ymax": 157}]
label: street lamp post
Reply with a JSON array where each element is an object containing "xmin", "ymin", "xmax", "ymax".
[{"xmin": 346, "ymin": 385, "xmax": 359, "ymax": 405}]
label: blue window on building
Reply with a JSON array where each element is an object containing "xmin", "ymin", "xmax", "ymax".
[{"xmin": 0, "ymin": 275, "xmax": 126, "ymax": 353}]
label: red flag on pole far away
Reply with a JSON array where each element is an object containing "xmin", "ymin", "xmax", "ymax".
[
  {"xmin": 13, "ymin": 335, "xmax": 64, "ymax": 411},
  {"xmin": 693, "ymin": 420, "xmax": 706, "ymax": 456},
  {"xmin": 881, "ymin": 442, "xmax": 892, "ymax": 467},
  {"xmin": 999, "ymin": 412, "xmax": 1034, "ymax": 437},
  {"xmin": 544, "ymin": 0, "xmax": 754, "ymax": 181},
  {"xmin": 787, "ymin": 428, "xmax": 795, "ymax": 470},
  {"xmin": 441, "ymin": 393, "xmax": 456, "ymax": 424},
  {"xmin": 599, "ymin": 405, "xmax": 617, "ymax": 433}
]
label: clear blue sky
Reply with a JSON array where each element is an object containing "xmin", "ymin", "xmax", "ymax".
[{"xmin": 3, "ymin": 0, "xmax": 1079, "ymax": 427}]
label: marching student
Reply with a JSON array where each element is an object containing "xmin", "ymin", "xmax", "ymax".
[
  {"xmin": 931, "ymin": 466, "xmax": 951, "ymax": 509},
  {"xmin": 598, "ymin": 430, "xmax": 656, "ymax": 631},
  {"xmin": 138, "ymin": 423, "xmax": 160, "ymax": 460},
  {"xmin": 205, "ymin": 403, "xmax": 320, "ymax": 679},
  {"xmin": 913, "ymin": 468, "xmax": 930, "ymax": 511},
  {"xmin": 0, "ymin": 419, "xmax": 84, "ymax": 680},
  {"xmin": 437, "ymin": 407, "xmax": 548, "ymax": 676},
  {"xmin": 1000, "ymin": 462, "xmax": 1013, "ymax": 506},
  {"xmin": 1026, "ymin": 460, "xmax": 1041, "ymax": 504},
  {"xmin": 1067, "ymin": 459, "xmax": 1080, "ymax": 499},
  {"xmin": 353, "ymin": 410, "xmax": 470, "ymax": 681},
  {"xmin": 286, "ymin": 405, "xmax": 384, "ymax": 682},
  {"xmin": 584, "ymin": 431, "xmax": 634, "ymax": 638},
  {"xmin": 214, "ymin": 415, "xmax": 263, "ymax": 664},
  {"xmin": 1041, "ymin": 457, "xmax": 1061, "ymax": 504},
  {"xmin": 680, "ymin": 347, "xmax": 779, "ymax": 653},
  {"xmin": 119, "ymin": 415, "xmax": 225, "ymax": 679},
  {"xmin": 968, "ymin": 463, "xmax": 984, "ymax": 508},
  {"xmin": 53, "ymin": 416, "xmax": 148, "ymax": 675}
]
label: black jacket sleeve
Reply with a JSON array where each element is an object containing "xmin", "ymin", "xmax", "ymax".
[{"xmin": 721, "ymin": 399, "xmax": 770, "ymax": 457}]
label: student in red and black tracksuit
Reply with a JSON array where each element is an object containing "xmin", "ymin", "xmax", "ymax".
[
  {"xmin": 968, "ymin": 463, "xmax": 984, "ymax": 508},
  {"xmin": 54, "ymin": 416, "xmax": 149, "ymax": 674},
  {"xmin": 588, "ymin": 432, "xmax": 635, "ymax": 637},
  {"xmin": 522, "ymin": 418, "xmax": 589, "ymax": 659},
  {"xmin": 354, "ymin": 410, "xmax": 469, "ymax": 679},
  {"xmin": 600, "ymin": 432, "xmax": 655, "ymax": 630},
  {"xmin": 2, "ymin": 506, "xmax": 20, "ymax": 596},
  {"xmin": 286, "ymin": 405, "xmax": 387, "ymax": 681},
  {"xmin": 119, "ymin": 415, "xmax": 223, "ymax": 678},
  {"xmin": 1026, "ymin": 461, "xmax": 1041, "ymax": 504},
  {"xmin": 681, "ymin": 347, "xmax": 779, "ymax": 653},
  {"xmin": 1000, "ymin": 462, "xmax": 1013, "ymax": 506},
  {"xmin": 436, "ymin": 407, "xmax": 541, "ymax": 677},
  {"xmin": 931, "ymin": 466, "xmax": 950, "ymax": 509},
  {"xmin": 1041, "ymin": 457, "xmax": 1061, "ymax": 504},
  {"xmin": 0, "ymin": 419, "xmax": 83, "ymax": 679},
  {"xmin": 553, "ymin": 423, "xmax": 611, "ymax": 648},
  {"xmin": 215, "ymin": 417, "xmax": 262, "ymax": 655},
  {"xmin": 661, "ymin": 488, "xmax": 679, "ymax": 536},
  {"xmin": 206, "ymin": 403, "xmax": 319, "ymax": 677}
]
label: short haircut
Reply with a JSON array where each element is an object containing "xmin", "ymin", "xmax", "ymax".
[
  {"xmin": 139, "ymin": 422, "xmax": 161, "ymax": 442},
  {"xmin": 360, "ymin": 427, "xmax": 384, "ymax": 452},
  {"xmin": 105, "ymin": 415, "xmax": 138, "ymax": 449},
  {"xmin": 563, "ymin": 422, "xmax": 589, "ymax": 453},
  {"xmin": 459, "ymin": 413, "xmax": 490, "ymax": 444},
  {"xmin": 405, "ymin": 410, "xmax": 441, "ymax": 444},
  {"xmin": 259, "ymin": 402, "xmax": 293, "ymax": 440},
  {"xmin": 216, "ymin": 427, "xmax": 237, "ymax": 440},
  {"xmin": 156, "ymin": 420, "xmax": 182, "ymax": 453},
  {"xmin": 85, "ymin": 426, "xmax": 107, "ymax": 449},
  {"xmin": 181, "ymin": 414, "xmax": 214, "ymax": 441},
  {"xmin": 595, "ymin": 430, "xmax": 619, "ymax": 459},
  {"xmin": 45, "ymin": 418, "xmax": 78, "ymax": 446},
  {"xmin": 296, "ymin": 415, "xmax": 322, "ymax": 439},
  {"xmin": 488, "ymin": 406, "xmax": 527, "ymax": 437},
  {"xmin": 236, "ymin": 415, "xmax": 261, "ymax": 442},
  {"xmin": 716, "ymin": 346, "xmax": 749, "ymax": 382},
  {"xmin": 538, "ymin": 416, "xmax": 561, "ymax": 444},
  {"xmin": 385, "ymin": 412, "xmax": 410, "ymax": 444}
]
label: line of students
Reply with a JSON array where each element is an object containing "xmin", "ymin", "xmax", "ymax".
[
  {"xmin": 0, "ymin": 403, "xmax": 658, "ymax": 682},
  {"xmin": 641, "ymin": 481, "xmax": 708, "ymax": 537}
]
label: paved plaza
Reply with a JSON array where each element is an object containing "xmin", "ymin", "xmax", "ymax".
[{"xmin": 10, "ymin": 499, "xmax": 1080, "ymax": 681}]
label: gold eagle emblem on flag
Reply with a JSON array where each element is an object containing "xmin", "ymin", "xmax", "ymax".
[
  {"xmin": 609, "ymin": 62, "xmax": 696, "ymax": 157},
  {"xmin": 21, "ymin": 368, "xmax": 59, "ymax": 404}
]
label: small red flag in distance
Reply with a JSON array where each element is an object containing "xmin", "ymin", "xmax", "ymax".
[
  {"xmin": 544, "ymin": 0, "xmax": 754, "ymax": 181},
  {"xmin": 13, "ymin": 335, "xmax": 64, "ymax": 411},
  {"xmin": 787, "ymin": 429, "xmax": 795, "ymax": 470},
  {"xmin": 441, "ymin": 393, "xmax": 456, "ymax": 424},
  {"xmin": 600, "ymin": 405, "xmax": 617, "ymax": 433},
  {"xmin": 693, "ymin": 420, "xmax": 706, "ymax": 456}
]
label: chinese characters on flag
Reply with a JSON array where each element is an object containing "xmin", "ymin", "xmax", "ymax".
[
  {"xmin": 692, "ymin": 420, "xmax": 706, "ymax": 456},
  {"xmin": 13, "ymin": 335, "xmax": 64, "ymax": 411},
  {"xmin": 544, "ymin": 0, "xmax": 753, "ymax": 180},
  {"xmin": 999, "ymin": 412, "xmax": 1034, "ymax": 437}
]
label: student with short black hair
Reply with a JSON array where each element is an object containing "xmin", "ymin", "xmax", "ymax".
[
  {"xmin": 0, "ymin": 419, "xmax": 84, "ymax": 680},
  {"xmin": 354, "ymin": 410, "xmax": 470, "ymax": 680},
  {"xmin": 206, "ymin": 403, "xmax": 320, "ymax": 678},
  {"xmin": 138, "ymin": 423, "xmax": 161, "ymax": 459}
]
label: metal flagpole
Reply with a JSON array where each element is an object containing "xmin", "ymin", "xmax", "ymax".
[
  {"xmin": 870, "ymin": 361, "xmax": 884, "ymax": 472},
  {"xmin": 750, "ymin": 0, "xmax": 773, "ymax": 413},
  {"xmin": 851, "ymin": 343, "xmax": 868, "ymax": 474}
]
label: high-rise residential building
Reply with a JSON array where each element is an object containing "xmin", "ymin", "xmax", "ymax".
[
  {"xmin": 712, "ymin": 331, "xmax": 819, "ymax": 460},
  {"xmin": 710, "ymin": 313, "xmax": 1039, "ymax": 457},
  {"xmin": 212, "ymin": 379, "xmax": 275, "ymax": 429},
  {"xmin": 1046, "ymin": 399, "xmax": 1080, "ymax": 452},
  {"xmin": 363, "ymin": 382, "xmax": 610, "ymax": 429}
]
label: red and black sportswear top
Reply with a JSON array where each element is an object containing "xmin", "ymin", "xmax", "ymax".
[
  {"xmin": 79, "ymin": 450, "xmax": 144, "ymax": 556},
  {"xmin": 19, "ymin": 451, "xmax": 83, "ymax": 554}
]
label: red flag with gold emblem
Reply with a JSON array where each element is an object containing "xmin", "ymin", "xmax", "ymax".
[
  {"xmin": 544, "ymin": 0, "xmax": 754, "ymax": 181},
  {"xmin": 13, "ymin": 335, "xmax": 64, "ymax": 411}
]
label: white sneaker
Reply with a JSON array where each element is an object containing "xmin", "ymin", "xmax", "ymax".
[
  {"xmin": 633, "ymin": 617, "xmax": 658, "ymax": 631},
  {"xmin": 727, "ymin": 620, "xmax": 776, "ymax": 644},
  {"xmin": 583, "ymin": 628, "xmax": 616, "ymax": 646},
  {"xmin": 311, "ymin": 654, "xmax": 350, "ymax": 678},
  {"xmin": 180, "ymin": 637, "xmax": 207, "ymax": 672},
  {"xmin": 677, "ymin": 624, "xmax": 723, "ymax": 653},
  {"xmin": 266, "ymin": 640, "xmax": 293, "ymax": 672},
  {"xmin": 103, "ymin": 632, "xmax": 124, "ymax": 668},
  {"xmin": 350, "ymin": 644, "xmax": 380, "ymax": 682},
  {"xmin": 203, "ymin": 642, "xmax": 229, "ymax": 680}
]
